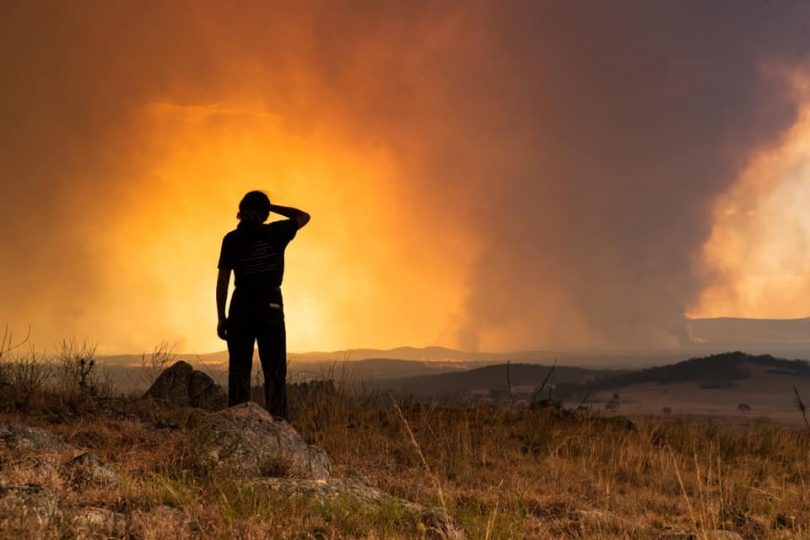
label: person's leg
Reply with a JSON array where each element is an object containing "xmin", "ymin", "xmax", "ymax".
[
  {"xmin": 226, "ymin": 321, "xmax": 255, "ymax": 407},
  {"xmin": 256, "ymin": 308, "xmax": 288, "ymax": 419}
]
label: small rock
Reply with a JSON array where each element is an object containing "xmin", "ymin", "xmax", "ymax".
[
  {"xmin": 261, "ymin": 477, "xmax": 399, "ymax": 506},
  {"xmin": 71, "ymin": 506, "xmax": 127, "ymax": 538},
  {"xmin": 0, "ymin": 484, "xmax": 61, "ymax": 527},
  {"xmin": 184, "ymin": 401, "xmax": 331, "ymax": 479},
  {"xmin": 0, "ymin": 422, "xmax": 70, "ymax": 452},
  {"xmin": 62, "ymin": 452, "xmax": 121, "ymax": 489},
  {"xmin": 130, "ymin": 505, "xmax": 196, "ymax": 539}
]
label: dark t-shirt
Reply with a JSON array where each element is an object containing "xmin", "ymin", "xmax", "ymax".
[{"xmin": 218, "ymin": 220, "xmax": 299, "ymax": 302}]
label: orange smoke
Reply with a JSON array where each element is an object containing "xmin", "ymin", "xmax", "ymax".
[
  {"xmin": 691, "ymin": 71, "xmax": 810, "ymax": 319},
  {"xmin": 4, "ymin": 3, "xmax": 810, "ymax": 356},
  {"xmin": 84, "ymin": 103, "xmax": 472, "ymax": 353}
]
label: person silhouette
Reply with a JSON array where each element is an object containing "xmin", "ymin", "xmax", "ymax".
[{"xmin": 216, "ymin": 191, "xmax": 310, "ymax": 419}]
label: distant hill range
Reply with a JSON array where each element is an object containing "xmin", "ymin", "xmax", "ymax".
[
  {"xmin": 95, "ymin": 317, "xmax": 810, "ymax": 395},
  {"xmin": 371, "ymin": 351, "xmax": 810, "ymax": 402},
  {"xmin": 97, "ymin": 336, "xmax": 810, "ymax": 424},
  {"xmin": 372, "ymin": 363, "xmax": 617, "ymax": 399},
  {"xmin": 292, "ymin": 317, "xmax": 810, "ymax": 362},
  {"xmin": 99, "ymin": 316, "xmax": 810, "ymax": 369},
  {"xmin": 584, "ymin": 351, "xmax": 810, "ymax": 391},
  {"xmin": 101, "ymin": 346, "xmax": 553, "ymax": 369}
]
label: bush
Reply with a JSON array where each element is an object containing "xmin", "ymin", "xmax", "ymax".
[
  {"xmin": 0, "ymin": 348, "xmax": 50, "ymax": 410},
  {"xmin": 57, "ymin": 339, "xmax": 104, "ymax": 398}
]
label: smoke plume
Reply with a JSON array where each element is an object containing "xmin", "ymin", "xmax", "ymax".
[{"xmin": 1, "ymin": 1, "xmax": 809, "ymax": 353}]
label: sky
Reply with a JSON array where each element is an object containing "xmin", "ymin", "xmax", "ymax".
[{"xmin": 1, "ymin": 1, "xmax": 810, "ymax": 355}]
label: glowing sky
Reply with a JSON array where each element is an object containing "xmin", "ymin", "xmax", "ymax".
[{"xmin": 1, "ymin": 2, "xmax": 810, "ymax": 354}]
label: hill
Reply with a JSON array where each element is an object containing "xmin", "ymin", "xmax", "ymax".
[
  {"xmin": 374, "ymin": 363, "xmax": 621, "ymax": 399},
  {"xmin": 98, "ymin": 345, "xmax": 685, "ymax": 371},
  {"xmin": 368, "ymin": 352, "xmax": 810, "ymax": 424},
  {"xmin": 374, "ymin": 352, "xmax": 810, "ymax": 399},
  {"xmin": 587, "ymin": 351, "xmax": 810, "ymax": 391}
]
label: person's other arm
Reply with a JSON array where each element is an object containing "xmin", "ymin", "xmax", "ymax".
[
  {"xmin": 216, "ymin": 268, "xmax": 231, "ymax": 340},
  {"xmin": 269, "ymin": 204, "xmax": 311, "ymax": 229}
]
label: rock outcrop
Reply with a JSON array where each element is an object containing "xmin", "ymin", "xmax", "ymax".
[
  {"xmin": 71, "ymin": 506, "xmax": 128, "ymax": 538},
  {"xmin": 62, "ymin": 452, "xmax": 121, "ymax": 489},
  {"xmin": 0, "ymin": 421, "xmax": 70, "ymax": 452},
  {"xmin": 0, "ymin": 400, "xmax": 464, "ymax": 538},
  {"xmin": 0, "ymin": 484, "xmax": 61, "ymax": 528},
  {"xmin": 144, "ymin": 360, "xmax": 227, "ymax": 411},
  {"xmin": 130, "ymin": 505, "xmax": 197, "ymax": 538},
  {"xmin": 183, "ymin": 401, "xmax": 331, "ymax": 479}
]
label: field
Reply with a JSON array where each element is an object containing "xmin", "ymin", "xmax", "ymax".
[
  {"xmin": 1, "ymin": 394, "xmax": 809, "ymax": 537},
  {"xmin": 0, "ymin": 342, "xmax": 809, "ymax": 538}
]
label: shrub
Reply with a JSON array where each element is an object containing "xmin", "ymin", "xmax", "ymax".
[
  {"xmin": 57, "ymin": 339, "xmax": 102, "ymax": 397},
  {"xmin": 0, "ymin": 348, "xmax": 50, "ymax": 410}
]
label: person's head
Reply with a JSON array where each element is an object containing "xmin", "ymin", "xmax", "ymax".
[{"xmin": 237, "ymin": 190, "xmax": 271, "ymax": 226}]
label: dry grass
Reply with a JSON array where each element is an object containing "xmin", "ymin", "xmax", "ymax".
[
  {"xmin": 0, "ymin": 360, "xmax": 809, "ymax": 538},
  {"xmin": 291, "ymin": 392, "xmax": 810, "ymax": 538}
]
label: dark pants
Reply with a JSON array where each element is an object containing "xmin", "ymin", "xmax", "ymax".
[{"xmin": 226, "ymin": 291, "xmax": 288, "ymax": 419}]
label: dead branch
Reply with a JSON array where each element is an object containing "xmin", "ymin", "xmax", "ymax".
[{"xmin": 794, "ymin": 387, "xmax": 809, "ymax": 429}]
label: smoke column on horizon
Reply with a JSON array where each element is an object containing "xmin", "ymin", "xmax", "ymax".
[
  {"xmin": 691, "ymin": 71, "xmax": 810, "ymax": 320},
  {"xmin": 1, "ymin": 1, "xmax": 809, "ymax": 353}
]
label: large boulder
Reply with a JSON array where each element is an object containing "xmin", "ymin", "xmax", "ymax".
[
  {"xmin": 183, "ymin": 401, "xmax": 331, "ymax": 479},
  {"xmin": 188, "ymin": 370, "xmax": 228, "ymax": 411},
  {"xmin": 0, "ymin": 421, "xmax": 76, "ymax": 487},
  {"xmin": 144, "ymin": 360, "xmax": 193, "ymax": 407},
  {"xmin": 144, "ymin": 361, "xmax": 227, "ymax": 411}
]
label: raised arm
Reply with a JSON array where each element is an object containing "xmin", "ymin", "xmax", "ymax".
[
  {"xmin": 269, "ymin": 204, "xmax": 310, "ymax": 229},
  {"xmin": 216, "ymin": 268, "xmax": 231, "ymax": 340}
]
